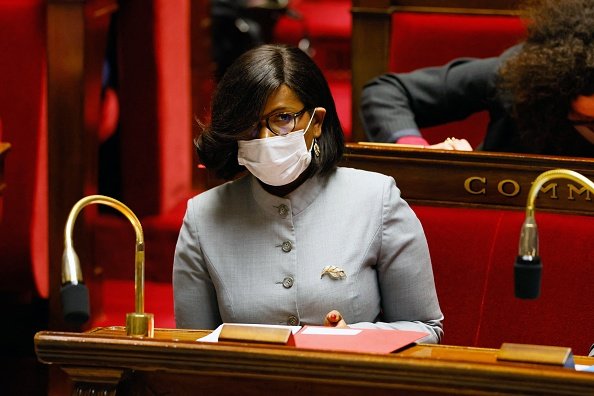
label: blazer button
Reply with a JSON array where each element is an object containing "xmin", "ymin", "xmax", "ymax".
[
  {"xmin": 282, "ymin": 276, "xmax": 294, "ymax": 288},
  {"xmin": 281, "ymin": 240, "xmax": 292, "ymax": 252},
  {"xmin": 287, "ymin": 315, "xmax": 299, "ymax": 326},
  {"xmin": 277, "ymin": 204, "xmax": 289, "ymax": 218}
]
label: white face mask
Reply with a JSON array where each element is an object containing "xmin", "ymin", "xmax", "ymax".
[{"xmin": 237, "ymin": 110, "xmax": 316, "ymax": 186}]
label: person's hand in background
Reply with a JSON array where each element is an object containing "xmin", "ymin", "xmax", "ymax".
[{"xmin": 429, "ymin": 137, "xmax": 473, "ymax": 151}]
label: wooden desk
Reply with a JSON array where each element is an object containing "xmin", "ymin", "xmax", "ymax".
[
  {"xmin": 342, "ymin": 143, "xmax": 594, "ymax": 215},
  {"xmin": 35, "ymin": 327, "xmax": 594, "ymax": 395}
]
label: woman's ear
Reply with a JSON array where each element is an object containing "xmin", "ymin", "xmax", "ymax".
[{"xmin": 312, "ymin": 107, "xmax": 326, "ymax": 138}]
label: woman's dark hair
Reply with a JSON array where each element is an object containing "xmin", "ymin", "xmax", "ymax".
[
  {"xmin": 498, "ymin": 0, "xmax": 594, "ymax": 152},
  {"xmin": 196, "ymin": 44, "xmax": 345, "ymax": 180}
]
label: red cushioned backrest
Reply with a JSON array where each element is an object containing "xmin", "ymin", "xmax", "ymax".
[
  {"xmin": 476, "ymin": 211, "xmax": 594, "ymax": 355},
  {"xmin": 274, "ymin": 0, "xmax": 351, "ymax": 44},
  {"xmin": 328, "ymin": 79, "xmax": 351, "ymax": 141},
  {"xmin": 414, "ymin": 204, "xmax": 594, "ymax": 352},
  {"xmin": 389, "ymin": 12, "xmax": 527, "ymax": 147},
  {"xmin": 412, "ymin": 205, "xmax": 504, "ymax": 347},
  {"xmin": 0, "ymin": 0, "xmax": 48, "ymax": 298},
  {"xmin": 118, "ymin": 0, "xmax": 192, "ymax": 217}
]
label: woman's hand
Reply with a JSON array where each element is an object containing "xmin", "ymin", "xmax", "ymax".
[
  {"xmin": 324, "ymin": 310, "xmax": 348, "ymax": 328},
  {"xmin": 429, "ymin": 137, "xmax": 473, "ymax": 151}
]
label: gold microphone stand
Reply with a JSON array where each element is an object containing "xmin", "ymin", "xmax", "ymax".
[
  {"xmin": 515, "ymin": 169, "xmax": 594, "ymax": 299},
  {"xmin": 505, "ymin": 169, "xmax": 594, "ymax": 365},
  {"xmin": 525, "ymin": 169, "xmax": 594, "ymax": 219},
  {"xmin": 63, "ymin": 195, "xmax": 154, "ymax": 337}
]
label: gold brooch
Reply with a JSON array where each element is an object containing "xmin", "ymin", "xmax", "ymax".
[{"xmin": 320, "ymin": 266, "xmax": 346, "ymax": 280}]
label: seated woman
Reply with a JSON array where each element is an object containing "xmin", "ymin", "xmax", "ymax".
[
  {"xmin": 361, "ymin": 0, "xmax": 594, "ymax": 156},
  {"xmin": 172, "ymin": 44, "xmax": 443, "ymax": 343}
]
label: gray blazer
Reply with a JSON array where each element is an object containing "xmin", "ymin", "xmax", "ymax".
[{"xmin": 173, "ymin": 167, "xmax": 444, "ymax": 343}]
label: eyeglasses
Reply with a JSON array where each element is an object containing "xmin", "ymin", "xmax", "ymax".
[{"xmin": 250, "ymin": 107, "xmax": 310, "ymax": 138}]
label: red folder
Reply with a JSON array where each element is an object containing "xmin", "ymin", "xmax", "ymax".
[{"xmin": 293, "ymin": 326, "xmax": 427, "ymax": 354}]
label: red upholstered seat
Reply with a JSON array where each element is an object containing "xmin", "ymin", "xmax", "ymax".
[
  {"xmin": 274, "ymin": 0, "xmax": 351, "ymax": 47},
  {"xmin": 389, "ymin": 13, "xmax": 526, "ymax": 73},
  {"xmin": 0, "ymin": 0, "xmax": 48, "ymax": 299},
  {"xmin": 413, "ymin": 205, "xmax": 504, "ymax": 347},
  {"xmin": 477, "ymin": 211, "xmax": 594, "ymax": 355},
  {"xmin": 328, "ymin": 77, "xmax": 352, "ymax": 141},
  {"xmin": 278, "ymin": 0, "xmax": 351, "ymax": 72},
  {"xmin": 413, "ymin": 204, "xmax": 594, "ymax": 354},
  {"xmin": 117, "ymin": 0, "xmax": 192, "ymax": 217},
  {"xmin": 389, "ymin": 12, "xmax": 527, "ymax": 147}
]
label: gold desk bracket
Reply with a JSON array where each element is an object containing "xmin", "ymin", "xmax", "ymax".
[
  {"xmin": 498, "ymin": 343, "xmax": 575, "ymax": 368},
  {"xmin": 218, "ymin": 324, "xmax": 295, "ymax": 346}
]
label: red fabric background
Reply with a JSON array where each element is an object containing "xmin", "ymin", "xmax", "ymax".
[{"xmin": 0, "ymin": 0, "xmax": 48, "ymax": 298}]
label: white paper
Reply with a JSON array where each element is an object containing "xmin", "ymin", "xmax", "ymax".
[
  {"xmin": 575, "ymin": 364, "xmax": 594, "ymax": 372},
  {"xmin": 300, "ymin": 327, "xmax": 361, "ymax": 336}
]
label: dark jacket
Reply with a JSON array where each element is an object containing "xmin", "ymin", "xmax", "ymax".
[{"xmin": 360, "ymin": 45, "xmax": 594, "ymax": 157}]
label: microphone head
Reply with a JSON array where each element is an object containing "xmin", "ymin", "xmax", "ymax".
[
  {"xmin": 61, "ymin": 282, "xmax": 90, "ymax": 325},
  {"xmin": 514, "ymin": 255, "xmax": 542, "ymax": 299}
]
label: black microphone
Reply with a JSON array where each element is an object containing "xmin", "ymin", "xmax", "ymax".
[
  {"xmin": 61, "ymin": 247, "xmax": 90, "ymax": 324},
  {"xmin": 514, "ymin": 214, "xmax": 541, "ymax": 299},
  {"xmin": 514, "ymin": 169, "xmax": 594, "ymax": 300},
  {"xmin": 514, "ymin": 255, "xmax": 541, "ymax": 299},
  {"xmin": 61, "ymin": 282, "xmax": 90, "ymax": 325}
]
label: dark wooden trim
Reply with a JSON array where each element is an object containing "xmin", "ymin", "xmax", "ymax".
[
  {"xmin": 351, "ymin": 10, "xmax": 392, "ymax": 141},
  {"xmin": 342, "ymin": 143, "xmax": 594, "ymax": 216}
]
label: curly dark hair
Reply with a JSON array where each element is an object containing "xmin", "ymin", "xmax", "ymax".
[
  {"xmin": 195, "ymin": 44, "xmax": 344, "ymax": 180},
  {"xmin": 498, "ymin": 0, "xmax": 594, "ymax": 152}
]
